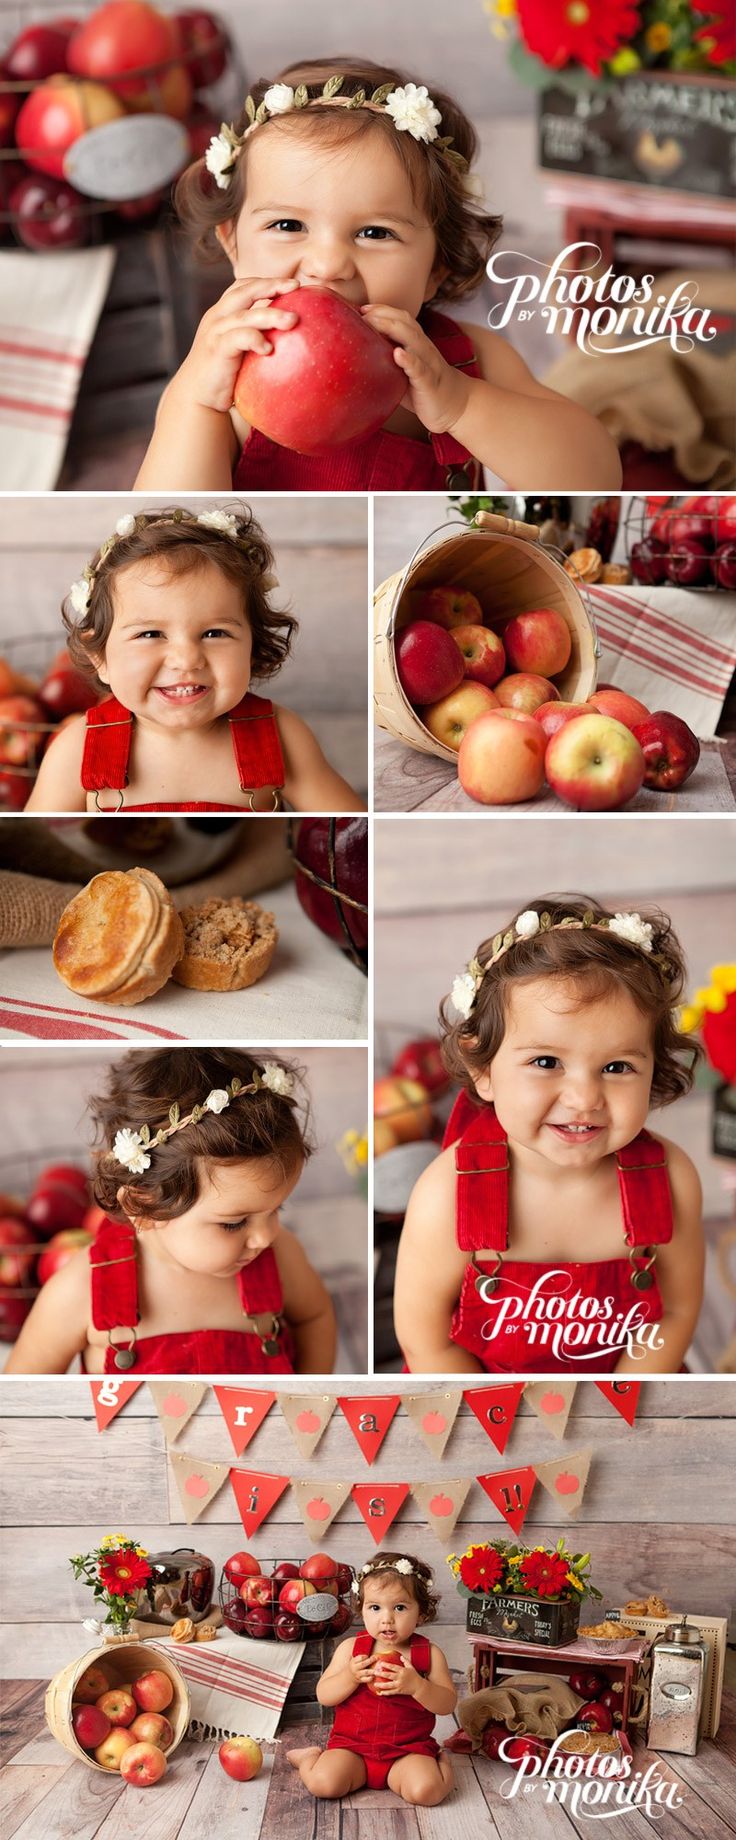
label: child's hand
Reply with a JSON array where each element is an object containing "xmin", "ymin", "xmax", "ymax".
[
  {"xmin": 348, "ymin": 1652, "xmax": 376, "ymax": 1687},
  {"xmin": 179, "ymin": 278, "xmax": 301, "ymax": 413},
  {"xmin": 374, "ymin": 1659, "xmax": 418, "ymax": 1697},
  {"xmin": 360, "ymin": 305, "xmax": 470, "ymax": 435}
]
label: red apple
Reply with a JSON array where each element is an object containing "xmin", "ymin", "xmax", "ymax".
[
  {"xmin": 457, "ymin": 709, "xmax": 546, "ymax": 807},
  {"xmin": 15, "ymin": 77, "xmax": 125, "ymax": 180},
  {"xmin": 599, "ymin": 1685, "xmax": 624, "ymax": 1725},
  {"xmin": 37, "ymin": 1227, "xmax": 92, "ymax": 1285},
  {"xmin": 666, "ymin": 535, "xmax": 712, "ymax": 586},
  {"xmin": 495, "ymin": 673, "xmax": 559, "ymax": 715},
  {"xmin": 373, "ymin": 1076, "xmax": 432, "ymax": 1144},
  {"xmin": 503, "ymin": 1735, "xmax": 549, "ymax": 1767},
  {"xmin": 335, "ymin": 1563, "xmax": 354, "ymax": 1596},
  {"xmin": 234, "ymin": 286, "xmax": 405, "ymax": 453},
  {"xmin": 0, "ymin": 768, "xmax": 31, "ymax": 811},
  {"xmin": 545, "ymin": 714, "xmax": 645, "ymax": 812},
  {"xmin": 502, "ymin": 608, "xmax": 571, "ymax": 678},
  {"xmin": 5, "ymin": 24, "xmax": 76, "ymax": 82},
  {"xmin": 96, "ymin": 1687, "xmax": 137, "ymax": 1728},
  {"xmin": 578, "ymin": 1700, "xmax": 613, "ymax": 1734},
  {"xmin": 38, "ymin": 1162, "xmax": 88, "ymax": 1194},
  {"xmin": 278, "ymin": 1578, "xmax": 316, "ymax": 1612},
  {"xmin": 0, "ymin": 65, "xmax": 21, "ymax": 149},
  {"xmin": 27, "ymin": 1180, "xmax": 88, "ymax": 1237},
  {"xmin": 630, "ymin": 536, "xmax": 668, "ymax": 584},
  {"xmin": 367, "ymin": 1648, "xmax": 404, "ymax": 1695},
  {"xmin": 0, "ymin": 1218, "xmax": 35, "ymax": 1287},
  {"xmin": 0, "ymin": 1293, "xmax": 32, "ymax": 1339},
  {"xmin": 173, "ymin": 9, "xmax": 228, "ymax": 86},
  {"xmin": 117, "ymin": 188, "xmax": 166, "ymax": 221},
  {"xmin": 669, "ymin": 512, "xmax": 714, "ymax": 548},
  {"xmin": 291, "ymin": 816, "xmax": 367, "ymax": 957},
  {"xmin": 395, "ymin": 620, "xmax": 465, "ymax": 706},
  {"xmin": 714, "ymin": 541, "xmax": 736, "ymax": 590},
  {"xmin": 68, "ymin": 3, "xmax": 183, "ymax": 105},
  {"xmin": 218, "ymin": 1735, "xmax": 263, "ymax": 1781},
  {"xmin": 223, "ymin": 1551, "xmax": 261, "ymax": 1585},
  {"xmin": 244, "ymin": 1603, "xmax": 274, "ymax": 1636},
  {"xmin": 329, "ymin": 1602, "xmax": 352, "ymax": 1634},
  {"xmin": 120, "ymin": 1740, "xmax": 167, "ymax": 1785},
  {"xmin": 555, "ymin": 1471, "xmax": 582, "ymax": 1494},
  {"xmin": 420, "ymin": 680, "xmax": 500, "ymax": 751},
  {"xmin": 271, "ymin": 1560, "xmax": 301, "ymax": 1581},
  {"xmin": 417, "ymin": 584, "xmax": 484, "ymax": 630},
  {"xmin": 481, "ymin": 1719, "xmax": 510, "ymax": 1759},
  {"xmin": 0, "ymin": 695, "xmax": 45, "ymax": 766},
  {"xmin": 586, "ymin": 688, "xmax": 650, "ymax": 732},
  {"xmin": 39, "ymin": 663, "xmax": 98, "ymax": 718},
  {"xmin": 569, "ymin": 1669, "xmax": 606, "ymax": 1699},
  {"xmin": 74, "ymin": 1662, "xmax": 111, "ymax": 1704},
  {"xmin": 131, "ymin": 1670, "xmax": 173, "ymax": 1713},
  {"xmin": 72, "ymin": 1703, "xmax": 111, "ymax": 1750},
  {"xmin": 533, "ymin": 700, "xmax": 590, "ymax": 742},
  {"xmin": 274, "ymin": 1609, "xmax": 302, "ymax": 1640},
  {"xmin": 129, "ymin": 1712, "xmax": 174, "ymax": 1749},
  {"xmin": 630, "ymin": 712, "xmax": 700, "ymax": 791},
  {"xmin": 95, "ymin": 1727, "xmax": 136, "ymax": 1770},
  {"xmin": 222, "ymin": 1598, "xmax": 248, "ymax": 1633},
  {"xmin": 239, "ymin": 1574, "xmax": 273, "ymax": 1606},
  {"xmin": 450, "ymin": 623, "xmax": 507, "ymax": 687},
  {"xmin": 391, "ymin": 1037, "xmax": 447, "ymax": 1096},
  {"xmin": 713, "ymin": 498, "xmax": 736, "ymax": 541},
  {"xmin": 299, "ymin": 1553, "xmax": 338, "ymax": 1584}
]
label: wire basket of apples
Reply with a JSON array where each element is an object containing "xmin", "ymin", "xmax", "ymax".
[
  {"xmin": 0, "ymin": 631, "xmax": 102, "ymax": 809},
  {"xmin": 0, "ymin": 3, "xmax": 240, "ymax": 247},
  {"xmin": 624, "ymin": 495, "xmax": 736, "ymax": 591},
  {"xmin": 46, "ymin": 1641, "xmax": 190, "ymax": 1778},
  {"xmin": 220, "ymin": 1550, "xmax": 355, "ymax": 1644},
  {"xmin": 0, "ymin": 1149, "xmax": 100, "ymax": 1341}
]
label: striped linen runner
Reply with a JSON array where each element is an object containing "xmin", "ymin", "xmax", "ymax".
[
  {"xmin": 159, "ymin": 1632, "xmax": 305, "ymax": 1741},
  {"xmin": 589, "ymin": 586, "xmax": 736, "ymax": 737},
  {"xmin": 0, "ymin": 247, "xmax": 116, "ymax": 489}
]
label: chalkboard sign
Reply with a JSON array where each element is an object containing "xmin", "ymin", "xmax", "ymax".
[
  {"xmin": 466, "ymin": 1591, "xmax": 580, "ymax": 1647},
  {"xmin": 712, "ymin": 1084, "xmax": 736, "ymax": 1161},
  {"xmin": 538, "ymin": 73, "xmax": 734, "ymax": 200}
]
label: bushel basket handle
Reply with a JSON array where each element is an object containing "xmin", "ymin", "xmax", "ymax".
[{"xmin": 473, "ymin": 510, "xmax": 542, "ymax": 542}]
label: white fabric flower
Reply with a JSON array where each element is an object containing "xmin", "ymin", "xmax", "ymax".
[
  {"xmin": 515, "ymin": 911, "xmax": 541, "ymax": 940},
  {"xmin": 394, "ymin": 1559, "xmax": 413, "ymax": 1575},
  {"xmin": 261, "ymin": 571, "xmax": 279, "ymax": 591},
  {"xmin": 113, "ymin": 1129, "xmax": 151, "ymax": 1175},
  {"xmin": 261, "ymin": 1063, "xmax": 294, "ymax": 1097},
  {"xmin": 69, "ymin": 577, "xmax": 91, "ymax": 615},
  {"xmin": 451, "ymin": 971, "xmax": 478, "ymax": 1019},
  {"xmin": 608, "ymin": 912, "xmax": 654, "ymax": 953},
  {"xmin": 205, "ymin": 131, "xmax": 236, "ymax": 189},
  {"xmin": 115, "ymin": 515, "xmax": 135, "ymax": 538},
  {"xmin": 205, "ymin": 1089, "xmax": 230, "ymax": 1114},
  {"xmin": 385, "ymin": 83, "xmax": 442, "ymax": 144},
  {"xmin": 263, "ymin": 84, "xmax": 295, "ymax": 115},
  {"xmin": 197, "ymin": 509, "xmax": 240, "ymax": 539},
  {"xmin": 461, "ymin": 172, "xmax": 486, "ymax": 201}
]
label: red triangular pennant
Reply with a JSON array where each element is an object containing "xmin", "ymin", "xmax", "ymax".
[
  {"xmin": 338, "ymin": 1396, "xmax": 401, "ymax": 1464},
  {"xmin": 595, "ymin": 1381, "xmax": 641, "ymax": 1428},
  {"xmin": 229, "ymin": 1468, "xmax": 290, "ymax": 1539},
  {"xmin": 90, "ymin": 1379, "xmax": 143, "ymax": 1431},
  {"xmin": 477, "ymin": 1465, "xmax": 537, "ymax": 1535},
  {"xmin": 352, "ymin": 1483, "xmax": 410, "ymax": 1545},
  {"xmin": 463, "ymin": 1384, "xmax": 526, "ymax": 1455},
  {"xmin": 214, "ymin": 1387, "xmax": 276, "ymax": 1456}
]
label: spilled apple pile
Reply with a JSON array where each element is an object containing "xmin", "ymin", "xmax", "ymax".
[
  {"xmin": 221, "ymin": 1548, "xmax": 355, "ymax": 1643},
  {"xmin": 0, "ymin": 647, "xmax": 98, "ymax": 809},
  {"xmin": 630, "ymin": 495, "xmax": 736, "ymax": 591},
  {"xmin": 394, "ymin": 593, "xmax": 700, "ymax": 809},
  {"xmin": 0, "ymin": 2, "xmax": 228, "ymax": 246},
  {"xmin": 0, "ymin": 1162, "xmax": 100, "ymax": 1341},
  {"xmin": 71, "ymin": 1659, "xmax": 175, "ymax": 1784}
]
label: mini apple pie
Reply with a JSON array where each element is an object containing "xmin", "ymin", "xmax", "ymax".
[
  {"xmin": 171, "ymin": 896, "xmax": 278, "ymax": 992},
  {"xmin": 563, "ymin": 547, "xmax": 602, "ymax": 583},
  {"xmin": 53, "ymin": 868, "xmax": 185, "ymax": 1006},
  {"xmin": 559, "ymin": 1732, "xmax": 620, "ymax": 1756},
  {"xmin": 624, "ymin": 1595, "xmax": 670, "ymax": 1617},
  {"xmin": 580, "ymin": 1620, "xmax": 639, "ymax": 1642}
]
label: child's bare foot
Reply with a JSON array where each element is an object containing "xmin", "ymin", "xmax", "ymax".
[{"xmin": 286, "ymin": 1746, "xmax": 322, "ymax": 1770}]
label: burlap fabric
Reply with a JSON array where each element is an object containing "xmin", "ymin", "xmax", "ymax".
[{"xmin": 459, "ymin": 1673, "xmax": 585, "ymax": 1745}]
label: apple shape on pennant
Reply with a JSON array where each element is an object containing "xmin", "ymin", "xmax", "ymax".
[
  {"xmin": 555, "ymin": 1471, "xmax": 580, "ymax": 1494},
  {"xmin": 422, "ymin": 1411, "xmax": 447, "ymax": 1435},
  {"xmin": 428, "ymin": 1492, "xmax": 454, "ymax": 1517},
  {"xmin": 420, "ymin": 681, "xmax": 499, "ymax": 751},
  {"xmin": 545, "ymin": 714, "xmax": 645, "ymax": 811},
  {"xmin": 395, "ymin": 620, "xmax": 465, "ymax": 705},
  {"xmin": 295, "ymin": 1410, "xmax": 320, "ymax": 1433},
  {"xmin": 450, "ymin": 624, "xmax": 506, "ymax": 687},
  {"xmin": 184, "ymin": 1473, "xmax": 210, "ymax": 1498},
  {"xmin": 630, "ymin": 713, "xmax": 700, "ymax": 791},
  {"xmin": 234, "ymin": 287, "xmax": 405, "ymax": 453},
  {"xmin": 457, "ymin": 710, "xmax": 546, "ymax": 806},
  {"xmin": 501, "ymin": 608, "xmax": 571, "ymax": 678}
]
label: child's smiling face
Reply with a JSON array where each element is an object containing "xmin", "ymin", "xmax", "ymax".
[
  {"xmin": 125, "ymin": 1156, "xmax": 302, "ymax": 1278},
  {"xmin": 361, "ymin": 1575, "xmax": 422, "ymax": 1645},
  {"xmin": 474, "ymin": 976, "xmax": 655, "ymax": 1170},
  {"xmin": 221, "ymin": 127, "xmax": 444, "ymax": 314},
  {"xmin": 96, "ymin": 557, "xmax": 253, "ymax": 728}
]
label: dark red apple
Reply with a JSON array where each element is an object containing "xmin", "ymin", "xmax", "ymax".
[
  {"xmin": 0, "ymin": 65, "xmax": 21, "ymax": 149},
  {"xmin": 630, "ymin": 536, "xmax": 668, "ymax": 585},
  {"xmin": 713, "ymin": 498, "xmax": 736, "ymax": 542},
  {"xmin": 27, "ymin": 1180, "xmax": 88, "ymax": 1237},
  {"xmin": 669, "ymin": 513, "xmax": 715, "ymax": 548},
  {"xmin": 15, "ymin": 76, "xmax": 124, "ymax": 180},
  {"xmin": 234, "ymin": 286, "xmax": 405, "ymax": 454},
  {"xmin": 713, "ymin": 540, "xmax": 736, "ymax": 590},
  {"xmin": 335, "ymin": 1563, "xmax": 354, "ymax": 1596},
  {"xmin": 391, "ymin": 1037, "xmax": 448, "ymax": 1097},
  {"xmin": 630, "ymin": 712, "xmax": 700, "ymax": 791},
  {"xmin": 0, "ymin": 1292, "xmax": 32, "ymax": 1339},
  {"xmin": 223, "ymin": 1551, "xmax": 260, "ymax": 1585},
  {"xmin": 578, "ymin": 1700, "xmax": 614, "ymax": 1733},
  {"xmin": 173, "ymin": 9, "xmax": 229, "ymax": 86},
  {"xmin": 666, "ymin": 536, "xmax": 712, "ymax": 586},
  {"xmin": 0, "ymin": 1218, "xmax": 36, "ymax": 1287},
  {"xmin": 481, "ymin": 1719, "xmax": 510, "ymax": 1760},
  {"xmin": 0, "ymin": 768, "xmax": 31, "ymax": 811},
  {"xmin": 503, "ymin": 1735, "xmax": 549, "ymax": 1766},
  {"xmin": 5, "ymin": 23, "xmax": 75, "ymax": 81},
  {"xmin": 273, "ymin": 1609, "xmax": 302, "ymax": 1641},
  {"xmin": 271, "ymin": 1560, "xmax": 300, "ymax": 1581},
  {"xmin": 222, "ymin": 1598, "xmax": 248, "ymax": 1633},
  {"xmin": 116, "ymin": 189, "xmax": 165, "ymax": 221},
  {"xmin": 569, "ymin": 1668, "xmax": 606, "ymax": 1699},
  {"xmin": 395, "ymin": 620, "xmax": 465, "ymax": 707},
  {"xmin": 244, "ymin": 1603, "xmax": 274, "ymax": 1637},
  {"xmin": 0, "ymin": 696, "xmax": 45, "ymax": 766},
  {"xmin": 329, "ymin": 1602, "xmax": 352, "ymax": 1634},
  {"xmin": 299, "ymin": 1552, "xmax": 338, "ymax": 1585},
  {"xmin": 10, "ymin": 173, "xmax": 89, "ymax": 252},
  {"xmin": 291, "ymin": 817, "xmax": 368, "ymax": 960},
  {"xmin": 186, "ymin": 99, "xmax": 220, "ymax": 161},
  {"xmin": 599, "ymin": 1685, "xmax": 624, "ymax": 1725},
  {"xmin": 37, "ymin": 1227, "xmax": 92, "ymax": 1284},
  {"xmin": 72, "ymin": 1702, "xmax": 112, "ymax": 1750}
]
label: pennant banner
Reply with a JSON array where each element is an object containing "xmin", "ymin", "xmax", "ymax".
[
  {"xmin": 214, "ymin": 1386, "xmax": 276, "ymax": 1457},
  {"xmin": 280, "ymin": 1393, "xmax": 338, "ymax": 1459},
  {"xmin": 595, "ymin": 1381, "xmax": 641, "ymax": 1428},
  {"xmin": 477, "ymin": 1465, "xmax": 537, "ymax": 1535},
  {"xmin": 291, "ymin": 1478, "xmax": 352, "ymax": 1541},
  {"xmin": 525, "ymin": 1382, "xmax": 577, "ymax": 1443},
  {"xmin": 464, "ymin": 1383, "xmax": 527, "ymax": 1455},
  {"xmin": 230, "ymin": 1467, "xmax": 290, "ymax": 1540},
  {"xmin": 169, "ymin": 1451, "xmax": 229, "ymax": 1524},
  {"xmin": 149, "ymin": 1382, "xmax": 208, "ymax": 1444},
  {"xmin": 533, "ymin": 1448, "xmax": 593, "ymax": 1520},
  {"xmin": 404, "ymin": 1389, "xmax": 462, "ymax": 1460},
  {"xmin": 338, "ymin": 1395, "xmax": 401, "ymax": 1465},
  {"xmin": 410, "ymin": 1479, "xmax": 473, "ymax": 1544},
  {"xmin": 352, "ymin": 1483, "xmax": 410, "ymax": 1545},
  {"xmin": 89, "ymin": 1379, "xmax": 143, "ymax": 1431}
]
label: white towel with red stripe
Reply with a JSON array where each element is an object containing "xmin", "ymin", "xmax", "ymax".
[
  {"xmin": 589, "ymin": 587, "xmax": 736, "ymax": 738},
  {"xmin": 0, "ymin": 246, "xmax": 116, "ymax": 490},
  {"xmin": 162, "ymin": 1631, "xmax": 305, "ymax": 1742}
]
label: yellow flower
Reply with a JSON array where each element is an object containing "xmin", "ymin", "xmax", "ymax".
[
  {"xmin": 679, "ymin": 1004, "xmax": 703, "ymax": 1034},
  {"xmin": 645, "ymin": 22, "xmax": 671, "ymax": 52},
  {"xmin": 710, "ymin": 966, "xmax": 736, "ymax": 995},
  {"xmin": 566, "ymin": 1573, "xmax": 585, "ymax": 1592},
  {"xmin": 135, "ymin": 1546, "xmax": 148, "ymax": 1557},
  {"xmin": 99, "ymin": 1535, "xmax": 115, "ymax": 1548},
  {"xmin": 354, "ymin": 1137, "xmax": 369, "ymax": 1168},
  {"xmin": 609, "ymin": 48, "xmax": 641, "ymax": 74},
  {"xmin": 696, "ymin": 986, "xmax": 727, "ymax": 1014},
  {"xmin": 484, "ymin": 0, "xmax": 517, "ymax": 38}
]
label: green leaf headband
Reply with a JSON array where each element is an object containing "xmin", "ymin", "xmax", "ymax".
[
  {"xmin": 111, "ymin": 1064, "xmax": 294, "ymax": 1175},
  {"xmin": 68, "ymin": 508, "xmax": 278, "ymax": 620},
  {"xmin": 452, "ymin": 909, "xmax": 676, "ymax": 1020}
]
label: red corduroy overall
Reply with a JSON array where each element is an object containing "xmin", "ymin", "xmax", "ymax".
[
  {"xmin": 80, "ymin": 691, "xmax": 285, "ymax": 812},
  {"xmin": 326, "ymin": 1632, "xmax": 440, "ymax": 1790},
  {"xmin": 234, "ymin": 311, "xmax": 482, "ymax": 492},
  {"xmin": 87, "ymin": 1217, "xmax": 294, "ymax": 1373}
]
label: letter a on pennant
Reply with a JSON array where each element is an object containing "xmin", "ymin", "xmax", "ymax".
[
  {"xmin": 463, "ymin": 1383, "xmax": 526, "ymax": 1454},
  {"xmin": 338, "ymin": 1395, "xmax": 400, "ymax": 1464},
  {"xmin": 477, "ymin": 1465, "xmax": 537, "ymax": 1534},
  {"xmin": 352, "ymin": 1483, "xmax": 410, "ymax": 1544}
]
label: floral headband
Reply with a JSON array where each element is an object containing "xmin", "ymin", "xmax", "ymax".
[
  {"xmin": 68, "ymin": 508, "xmax": 278, "ymax": 620},
  {"xmin": 356, "ymin": 1557, "xmax": 425, "ymax": 1585},
  {"xmin": 111, "ymin": 1064, "xmax": 294, "ymax": 1175},
  {"xmin": 205, "ymin": 75, "xmax": 484, "ymax": 201},
  {"xmin": 451, "ymin": 909, "xmax": 675, "ymax": 1021}
]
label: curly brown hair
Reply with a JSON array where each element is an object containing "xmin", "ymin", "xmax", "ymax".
[
  {"xmin": 62, "ymin": 504, "xmax": 297, "ymax": 688},
  {"xmin": 440, "ymin": 895, "xmax": 701, "ymax": 1110},
  {"xmin": 175, "ymin": 55, "xmax": 502, "ymax": 302},
  {"xmin": 89, "ymin": 1047, "xmax": 312, "ymax": 1223},
  {"xmin": 355, "ymin": 1551, "xmax": 439, "ymax": 1622}
]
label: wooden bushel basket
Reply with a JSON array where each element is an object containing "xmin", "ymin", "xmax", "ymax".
[
  {"xmin": 45, "ymin": 1639, "xmax": 191, "ymax": 1771},
  {"xmin": 374, "ymin": 511, "xmax": 599, "ymax": 764}
]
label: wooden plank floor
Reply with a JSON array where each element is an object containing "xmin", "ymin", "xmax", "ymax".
[
  {"xmin": 374, "ymin": 734, "xmax": 736, "ymax": 814},
  {"xmin": 3, "ymin": 1683, "xmax": 734, "ymax": 1840}
]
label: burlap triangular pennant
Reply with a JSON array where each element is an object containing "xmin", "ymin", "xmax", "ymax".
[
  {"xmin": 464, "ymin": 1383, "xmax": 526, "ymax": 1455},
  {"xmin": 149, "ymin": 1382, "xmax": 208, "ymax": 1444},
  {"xmin": 410, "ymin": 1479, "xmax": 473, "ymax": 1543},
  {"xmin": 291, "ymin": 1478, "xmax": 352, "ymax": 1540},
  {"xmin": 90, "ymin": 1379, "xmax": 143, "ymax": 1431},
  {"xmin": 404, "ymin": 1389, "xmax": 462, "ymax": 1459},
  {"xmin": 595, "ymin": 1381, "xmax": 641, "ymax": 1428},
  {"xmin": 533, "ymin": 1448, "xmax": 593, "ymax": 1520},
  {"xmin": 525, "ymin": 1382, "xmax": 577, "ymax": 1442},
  {"xmin": 229, "ymin": 1467, "xmax": 290, "ymax": 1539},
  {"xmin": 169, "ymin": 1450, "xmax": 229, "ymax": 1524},
  {"xmin": 476, "ymin": 1465, "xmax": 537, "ymax": 1535},
  {"xmin": 280, "ymin": 1393, "xmax": 338, "ymax": 1458},
  {"xmin": 352, "ymin": 1483, "xmax": 410, "ymax": 1545},
  {"xmin": 338, "ymin": 1395, "xmax": 400, "ymax": 1464},
  {"xmin": 214, "ymin": 1386, "xmax": 276, "ymax": 1456}
]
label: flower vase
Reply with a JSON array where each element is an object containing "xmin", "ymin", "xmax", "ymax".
[{"xmin": 466, "ymin": 1591, "xmax": 580, "ymax": 1647}]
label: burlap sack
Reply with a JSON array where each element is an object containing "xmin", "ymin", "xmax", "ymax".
[{"xmin": 459, "ymin": 1672, "xmax": 585, "ymax": 1745}]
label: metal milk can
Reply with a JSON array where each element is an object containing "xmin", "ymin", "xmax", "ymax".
[{"xmin": 647, "ymin": 1618, "xmax": 707, "ymax": 1754}]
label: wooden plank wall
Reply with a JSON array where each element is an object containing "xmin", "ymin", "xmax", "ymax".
[{"xmin": 1, "ymin": 1380, "xmax": 733, "ymax": 1676}]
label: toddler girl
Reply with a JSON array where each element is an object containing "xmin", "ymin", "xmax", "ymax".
[
  {"xmin": 4, "ymin": 1047, "xmax": 336, "ymax": 1376},
  {"xmin": 26, "ymin": 504, "xmax": 364, "ymax": 814},
  {"xmin": 288, "ymin": 1552, "xmax": 456, "ymax": 1804},
  {"xmin": 395, "ymin": 896, "xmax": 705, "ymax": 1377},
  {"xmin": 135, "ymin": 56, "xmax": 621, "ymax": 494}
]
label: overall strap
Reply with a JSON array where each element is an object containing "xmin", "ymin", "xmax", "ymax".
[
  {"xmin": 89, "ymin": 1218, "xmax": 139, "ymax": 1368},
  {"xmin": 81, "ymin": 695, "xmax": 133, "ymax": 791},
  {"xmin": 353, "ymin": 1632, "xmax": 374, "ymax": 1658},
  {"xmin": 454, "ymin": 1104, "xmax": 510, "ymax": 1254},
  {"xmin": 237, "ymin": 1246, "xmax": 286, "ymax": 1357},
  {"xmin": 228, "ymin": 692, "xmax": 285, "ymax": 791},
  {"xmin": 422, "ymin": 309, "xmax": 482, "ymax": 478},
  {"xmin": 410, "ymin": 1634, "xmax": 432, "ymax": 1676},
  {"xmin": 616, "ymin": 1130, "xmax": 673, "ymax": 1249}
]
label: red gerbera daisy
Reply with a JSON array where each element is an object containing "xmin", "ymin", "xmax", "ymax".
[
  {"xmin": 519, "ymin": 1550, "xmax": 570, "ymax": 1597},
  {"xmin": 516, "ymin": 0, "xmax": 643, "ymax": 76},
  {"xmin": 98, "ymin": 1550, "xmax": 151, "ymax": 1595},
  {"xmin": 459, "ymin": 1546, "xmax": 505, "ymax": 1593},
  {"xmin": 692, "ymin": 8, "xmax": 735, "ymax": 64}
]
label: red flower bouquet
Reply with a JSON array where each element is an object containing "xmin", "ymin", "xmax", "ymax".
[
  {"xmin": 458, "ymin": 1545, "xmax": 505, "ymax": 1592},
  {"xmin": 98, "ymin": 1550, "xmax": 152, "ymax": 1596},
  {"xmin": 490, "ymin": 0, "xmax": 736, "ymax": 78},
  {"xmin": 516, "ymin": 0, "xmax": 641, "ymax": 78},
  {"xmin": 70, "ymin": 1533, "xmax": 153, "ymax": 1636},
  {"xmin": 518, "ymin": 1549, "xmax": 570, "ymax": 1598}
]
